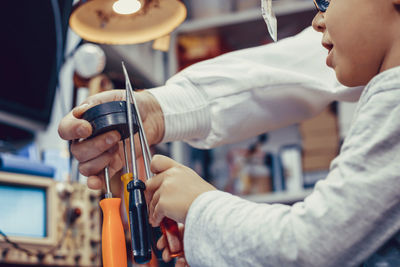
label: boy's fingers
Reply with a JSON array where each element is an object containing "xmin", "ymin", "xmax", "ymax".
[
  {"xmin": 146, "ymin": 171, "xmax": 166, "ymax": 194},
  {"xmin": 162, "ymin": 247, "xmax": 171, "ymax": 263},
  {"xmin": 157, "ymin": 234, "xmax": 166, "ymax": 250},
  {"xmin": 150, "ymin": 154, "xmax": 179, "ymax": 174},
  {"xmin": 153, "ymin": 203, "xmax": 165, "ymax": 226},
  {"xmin": 178, "ymin": 224, "xmax": 185, "ymax": 236},
  {"xmin": 175, "ymin": 257, "xmax": 187, "ymax": 267},
  {"xmin": 149, "ymin": 190, "xmax": 161, "ymax": 224}
]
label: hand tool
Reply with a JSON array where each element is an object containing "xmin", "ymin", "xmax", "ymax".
[
  {"xmin": 123, "ymin": 62, "xmax": 152, "ymax": 264},
  {"xmin": 123, "ymin": 63, "xmax": 183, "ymax": 258},
  {"xmin": 99, "ymin": 166, "xmax": 127, "ymax": 267}
]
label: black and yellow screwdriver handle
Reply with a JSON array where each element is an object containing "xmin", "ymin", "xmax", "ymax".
[{"xmin": 121, "ymin": 172, "xmax": 133, "ymax": 223}]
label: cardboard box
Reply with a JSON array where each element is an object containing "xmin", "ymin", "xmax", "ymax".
[
  {"xmin": 302, "ymin": 134, "xmax": 340, "ymax": 153},
  {"xmin": 299, "ymin": 109, "xmax": 338, "ymax": 135},
  {"xmin": 302, "ymin": 151, "xmax": 338, "ymax": 171}
]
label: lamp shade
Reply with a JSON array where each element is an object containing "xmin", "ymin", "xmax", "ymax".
[{"xmin": 69, "ymin": 0, "xmax": 187, "ymax": 45}]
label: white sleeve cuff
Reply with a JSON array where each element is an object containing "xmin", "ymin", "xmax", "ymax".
[{"xmin": 147, "ymin": 83, "xmax": 211, "ymax": 144}]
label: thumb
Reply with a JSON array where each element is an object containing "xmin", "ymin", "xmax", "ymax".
[
  {"xmin": 150, "ymin": 154, "xmax": 179, "ymax": 174},
  {"xmin": 73, "ymin": 90, "xmax": 125, "ymax": 118}
]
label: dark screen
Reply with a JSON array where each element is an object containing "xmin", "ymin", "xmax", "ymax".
[{"xmin": 0, "ymin": 0, "xmax": 71, "ymax": 126}]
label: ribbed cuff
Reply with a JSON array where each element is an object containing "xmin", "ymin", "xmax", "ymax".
[{"xmin": 147, "ymin": 84, "xmax": 211, "ymax": 144}]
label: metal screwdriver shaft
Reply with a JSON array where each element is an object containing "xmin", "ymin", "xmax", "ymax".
[
  {"xmin": 104, "ymin": 166, "xmax": 112, "ymax": 198},
  {"xmin": 123, "ymin": 65, "xmax": 139, "ymax": 181},
  {"xmin": 126, "ymin": 84, "xmax": 152, "ymax": 179}
]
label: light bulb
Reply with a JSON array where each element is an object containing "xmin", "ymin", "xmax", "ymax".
[
  {"xmin": 73, "ymin": 44, "xmax": 106, "ymax": 78},
  {"xmin": 112, "ymin": 0, "xmax": 142, "ymax": 15}
]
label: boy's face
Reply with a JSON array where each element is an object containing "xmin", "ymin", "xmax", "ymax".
[{"xmin": 312, "ymin": 0, "xmax": 400, "ymax": 87}]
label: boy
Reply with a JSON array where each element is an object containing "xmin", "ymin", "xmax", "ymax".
[{"xmin": 146, "ymin": 0, "xmax": 400, "ymax": 266}]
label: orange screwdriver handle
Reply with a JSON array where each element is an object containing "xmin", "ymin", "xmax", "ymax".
[
  {"xmin": 100, "ymin": 198, "xmax": 128, "ymax": 267},
  {"xmin": 160, "ymin": 217, "xmax": 183, "ymax": 258}
]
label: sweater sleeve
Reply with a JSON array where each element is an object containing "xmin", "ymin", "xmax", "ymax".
[
  {"xmin": 183, "ymin": 82, "xmax": 400, "ymax": 267},
  {"xmin": 148, "ymin": 27, "xmax": 363, "ymax": 149}
]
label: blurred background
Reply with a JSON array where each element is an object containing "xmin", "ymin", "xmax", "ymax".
[{"xmin": 0, "ymin": 0, "xmax": 357, "ymax": 266}]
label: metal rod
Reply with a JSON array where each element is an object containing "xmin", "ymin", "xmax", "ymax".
[
  {"xmin": 104, "ymin": 166, "xmax": 112, "ymax": 198},
  {"xmin": 127, "ymin": 86, "xmax": 151, "ymax": 180},
  {"xmin": 126, "ymin": 81, "xmax": 153, "ymax": 179},
  {"xmin": 138, "ymin": 123, "xmax": 152, "ymax": 168},
  {"xmin": 128, "ymin": 85, "xmax": 152, "ymax": 161},
  {"xmin": 122, "ymin": 62, "xmax": 139, "ymax": 181},
  {"xmin": 122, "ymin": 63, "xmax": 153, "ymax": 179},
  {"xmin": 138, "ymin": 127, "xmax": 152, "ymax": 179}
]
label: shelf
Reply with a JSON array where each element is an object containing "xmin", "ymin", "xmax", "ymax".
[
  {"xmin": 243, "ymin": 188, "xmax": 313, "ymax": 204},
  {"xmin": 177, "ymin": 0, "xmax": 315, "ymax": 34}
]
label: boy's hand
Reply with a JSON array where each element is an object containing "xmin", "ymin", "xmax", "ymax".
[
  {"xmin": 58, "ymin": 90, "xmax": 164, "ymax": 189},
  {"xmin": 146, "ymin": 155, "xmax": 216, "ymax": 226},
  {"xmin": 157, "ymin": 224, "xmax": 188, "ymax": 266}
]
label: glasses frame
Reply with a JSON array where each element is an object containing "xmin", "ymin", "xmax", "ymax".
[{"xmin": 313, "ymin": 0, "xmax": 329, "ymax": 12}]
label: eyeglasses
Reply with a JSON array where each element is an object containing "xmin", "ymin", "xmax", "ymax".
[{"xmin": 313, "ymin": 0, "xmax": 330, "ymax": 12}]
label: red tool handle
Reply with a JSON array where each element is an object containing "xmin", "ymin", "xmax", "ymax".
[
  {"xmin": 160, "ymin": 217, "xmax": 183, "ymax": 258},
  {"xmin": 100, "ymin": 198, "xmax": 128, "ymax": 267}
]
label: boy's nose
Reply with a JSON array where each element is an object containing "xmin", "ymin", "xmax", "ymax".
[{"xmin": 312, "ymin": 12, "xmax": 326, "ymax": 33}]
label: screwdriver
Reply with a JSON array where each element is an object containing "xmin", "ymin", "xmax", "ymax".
[
  {"xmin": 100, "ymin": 166, "xmax": 127, "ymax": 267},
  {"xmin": 124, "ymin": 66, "xmax": 183, "ymax": 258},
  {"xmin": 123, "ymin": 62, "xmax": 152, "ymax": 264}
]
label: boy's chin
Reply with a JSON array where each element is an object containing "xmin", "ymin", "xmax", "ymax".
[{"xmin": 336, "ymin": 70, "xmax": 369, "ymax": 87}]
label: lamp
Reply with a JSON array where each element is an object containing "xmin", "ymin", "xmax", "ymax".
[
  {"xmin": 112, "ymin": 0, "xmax": 142, "ymax": 15},
  {"xmin": 69, "ymin": 0, "xmax": 187, "ymax": 45}
]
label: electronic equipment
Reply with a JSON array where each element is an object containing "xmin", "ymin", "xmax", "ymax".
[
  {"xmin": 0, "ymin": 0, "xmax": 72, "ymax": 145},
  {"xmin": 0, "ymin": 172, "xmax": 102, "ymax": 266}
]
